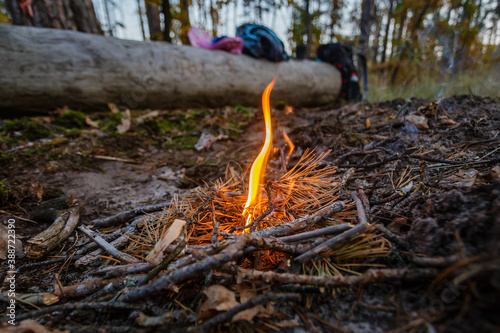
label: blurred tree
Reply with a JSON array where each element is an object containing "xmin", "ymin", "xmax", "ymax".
[
  {"xmin": 381, "ymin": 0, "xmax": 393, "ymax": 63},
  {"xmin": 359, "ymin": 0, "xmax": 373, "ymax": 56},
  {"xmin": 162, "ymin": 0, "xmax": 172, "ymax": 42},
  {"xmin": 145, "ymin": 0, "xmax": 162, "ymax": 40},
  {"xmin": 5, "ymin": 0, "xmax": 103, "ymax": 33},
  {"xmin": 137, "ymin": 0, "xmax": 146, "ymax": 39}
]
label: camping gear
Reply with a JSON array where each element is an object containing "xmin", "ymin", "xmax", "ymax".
[
  {"xmin": 188, "ymin": 28, "xmax": 243, "ymax": 54},
  {"xmin": 317, "ymin": 42, "xmax": 368, "ymax": 101},
  {"xmin": 236, "ymin": 24, "xmax": 290, "ymax": 62}
]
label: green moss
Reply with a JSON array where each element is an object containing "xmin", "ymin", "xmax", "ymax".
[
  {"xmin": 98, "ymin": 112, "xmax": 123, "ymax": 133},
  {"xmin": 55, "ymin": 110, "xmax": 87, "ymax": 128},
  {"xmin": 165, "ymin": 135, "xmax": 198, "ymax": 149},
  {"xmin": 1, "ymin": 117, "xmax": 51, "ymax": 141}
]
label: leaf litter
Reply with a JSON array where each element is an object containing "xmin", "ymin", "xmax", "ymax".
[{"xmin": 0, "ymin": 95, "xmax": 499, "ymax": 332}]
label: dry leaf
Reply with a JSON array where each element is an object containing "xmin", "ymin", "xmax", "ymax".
[
  {"xmin": 85, "ymin": 116, "xmax": 99, "ymax": 128},
  {"xmin": 108, "ymin": 103, "xmax": 120, "ymax": 113},
  {"xmin": 404, "ymin": 115, "xmax": 429, "ymax": 130},
  {"xmin": 146, "ymin": 219, "xmax": 186, "ymax": 265},
  {"xmin": 365, "ymin": 118, "xmax": 371, "ymax": 129},
  {"xmin": 232, "ymin": 306, "xmax": 263, "ymax": 322},
  {"xmin": 116, "ymin": 109, "xmax": 131, "ymax": 134},
  {"xmin": 199, "ymin": 285, "xmax": 239, "ymax": 320}
]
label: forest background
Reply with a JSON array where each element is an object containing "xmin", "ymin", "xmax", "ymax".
[{"xmin": 1, "ymin": 0, "xmax": 499, "ymax": 102}]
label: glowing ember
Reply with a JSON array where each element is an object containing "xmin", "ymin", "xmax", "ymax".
[{"xmin": 242, "ymin": 78, "xmax": 275, "ymax": 227}]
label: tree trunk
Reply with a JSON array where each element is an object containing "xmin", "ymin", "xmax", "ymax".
[
  {"xmin": 381, "ymin": 0, "xmax": 393, "ymax": 63},
  {"xmin": 162, "ymin": 0, "xmax": 172, "ymax": 42},
  {"xmin": 137, "ymin": 0, "xmax": 146, "ymax": 40},
  {"xmin": 179, "ymin": 0, "xmax": 190, "ymax": 44},
  {"xmin": 103, "ymin": 0, "xmax": 114, "ymax": 36},
  {"xmin": 0, "ymin": 25, "xmax": 341, "ymax": 115},
  {"xmin": 145, "ymin": 0, "xmax": 162, "ymax": 41},
  {"xmin": 305, "ymin": 0, "xmax": 311, "ymax": 58},
  {"xmin": 5, "ymin": 0, "xmax": 103, "ymax": 34},
  {"xmin": 358, "ymin": 0, "xmax": 372, "ymax": 56}
]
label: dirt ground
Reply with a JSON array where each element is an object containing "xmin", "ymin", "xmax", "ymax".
[{"xmin": 1, "ymin": 95, "xmax": 499, "ymax": 332}]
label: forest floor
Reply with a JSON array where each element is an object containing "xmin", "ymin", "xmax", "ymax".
[{"xmin": 0, "ymin": 95, "xmax": 499, "ymax": 333}]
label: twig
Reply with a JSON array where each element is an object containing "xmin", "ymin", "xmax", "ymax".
[
  {"xmin": 210, "ymin": 201, "xmax": 221, "ymax": 247},
  {"xmin": 410, "ymin": 254, "xmax": 461, "ymax": 267},
  {"xmin": 295, "ymin": 223, "xmax": 368, "ymax": 263},
  {"xmin": 77, "ymin": 215, "xmax": 145, "ymax": 266},
  {"xmin": 90, "ymin": 202, "xmax": 171, "ymax": 227},
  {"xmin": 1, "ymin": 302, "xmax": 139, "ymax": 322},
  {"xmin": 237, "ymin": 267, "xmax": 439, "ymax": 288},
  {"xmin": 249, "ymin": 184, "xmax": 275, "ymax": 232},
  {"xmin": 375, "ymin": 224, "xmax": 409, "ymax": 250},
  {"xmin": 54, "ymin": 277, "xmax": 125, "ymax": 298},
  {"xmin": 139, "ymin": 239, "xmax": 187, "ymax": 286},
  {"xmin": 191, "ymin": 293, "xmax": 301, "ymax": 333},
  {"xmin": 78, "ymin": 225, "xmax": 139, "ymax": 264},
  {"xmin": 278, "ymin": 223, "xmax": 351, "ymax": 243},
  {"xmin": 295, "ymin": 193, "xmax": 368, "ymax": 263},
  {"xmin": 120, "ymin": 235, "xmax": 249, "ymax": 303},
  {"xmin": 252, "ymin": 201, "xmax": 345, "ymax": 238},
  {"xmin": 350, "ymin": 192, "xmax": 369, "ymax": 225}
]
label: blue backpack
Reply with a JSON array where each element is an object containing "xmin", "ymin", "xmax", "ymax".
[{"xmin": 236, "ymin": 24, "xmax": 290, "ymax": 62}]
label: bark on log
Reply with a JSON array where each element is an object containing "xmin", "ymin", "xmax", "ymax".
[{"xmin": 0, "ymin": 25, "xmax": 341, "ymax": 115}]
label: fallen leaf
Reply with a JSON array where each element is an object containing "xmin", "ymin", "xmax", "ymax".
[
  {"xmin": 108, "ymin": 103, "xmax": 120, "ymax": 113},
  {"xmin": 146, "ymin": 219, "xmax": 186, "ymax": 265},
  {"xmin": 404, "ymin": 114, "xmax": 429, "ymax": 130},
  {"xmin": 85, "ymin": 116, "xmax": 99, "ymax": 128},
  {"xmin": 366, "ymin": 118, "xmax": 371, "ymax": 129},
  {"xmin": 199, "ymin": 285, "xmax": 239, "ymax": 320},
  {"xmin": 116, "ymin": 109, "xmax": 131, "ymax": 134}
]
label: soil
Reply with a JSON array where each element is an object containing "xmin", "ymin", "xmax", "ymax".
[{"xmin": 1, "ymin": 95, "xmax": 499, "ymax": 332}]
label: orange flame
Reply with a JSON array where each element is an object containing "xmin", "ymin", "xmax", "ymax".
[
  {"xmin": 283, "ymin": 130, "xmax": 295, "ymax": 163},
  {"xmin": 243, "ymin": 78, "xmax": 275, "ymax": 227}
]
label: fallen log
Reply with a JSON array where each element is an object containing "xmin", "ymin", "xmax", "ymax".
[{"xmin": 0, "ymin": 25, "xmax": 341, "ymax": 115}]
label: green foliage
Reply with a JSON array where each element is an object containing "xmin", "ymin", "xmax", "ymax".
[
  {"xmin": 55, "ymin": 110, "xmax": 87, "ymax": 128},
  {"xmin": 98, "ymin": 112, "xmax": 123, "ymax": 133},
  {"xmin": 1, "ymin": 118, "xmax": 51, "ymax": 141}
]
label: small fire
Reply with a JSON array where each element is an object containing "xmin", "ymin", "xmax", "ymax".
[
  {"xmin": 242, "ymin": 78, "xmax": 275, "ymax": 227},
  {"xmin": 283, "ymin": 130, "xmax": 295, "ymax": 163}
]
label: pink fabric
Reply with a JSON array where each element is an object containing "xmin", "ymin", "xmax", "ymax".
[{"xmin": 188, "ymin": 28, "xmax": 243, "ymax": 54}]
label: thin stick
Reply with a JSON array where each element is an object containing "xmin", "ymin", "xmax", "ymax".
[
  {"xmin": 3, "ymin": 302, "xmax": 139, "ymax": 322},
  {"xmin": 278, "ymin": 223, "xmax": 351, "ymax": 242},
  {"xmin": 139, "ymin": 239, "xmax": 187, "ymax": 286},
  {"xmin": 295, "ymin": 193, "xmax": 368, "ymax": 263},
  {"xmin": 237, "ymin": 267, "xmax": 439, "ymax": 288},
  {"xmin": 78, "ymin": 225, "xmax": 139, "ymax": 264},
  {"xmin": 90, "ymin": 202, "xmax": 171, "ymax": 227},
  {"xmin": 249, "ymin": 184, "xmax": 275, "ymax": 232},
  {"xmin": 252, "ymin": 201, "xmax": 345, "ymax": 238},
  {"xmin": 295, "ymin": 223, "xmax": 367, "ymax": 263},
  {"xmin": 120, "ymin": 235, "xmax": 249, "ymax": 303}
]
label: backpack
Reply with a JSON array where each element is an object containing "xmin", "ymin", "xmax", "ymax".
[
  {"xmin": 236, "ymin": 24, "xmax": 290, "ymax": 62},
  {"xmin": 317, "ymin": 43, "xmax": 368, "ymax": 101}
]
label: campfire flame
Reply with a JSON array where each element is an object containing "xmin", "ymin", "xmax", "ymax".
[
  {"xmin": 242, "ymin": 78, "xmax": 275, "ymax": 227},
  {"xmin": 283, "ymin": 130, "xmax": 295, "ymax": 163}
]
